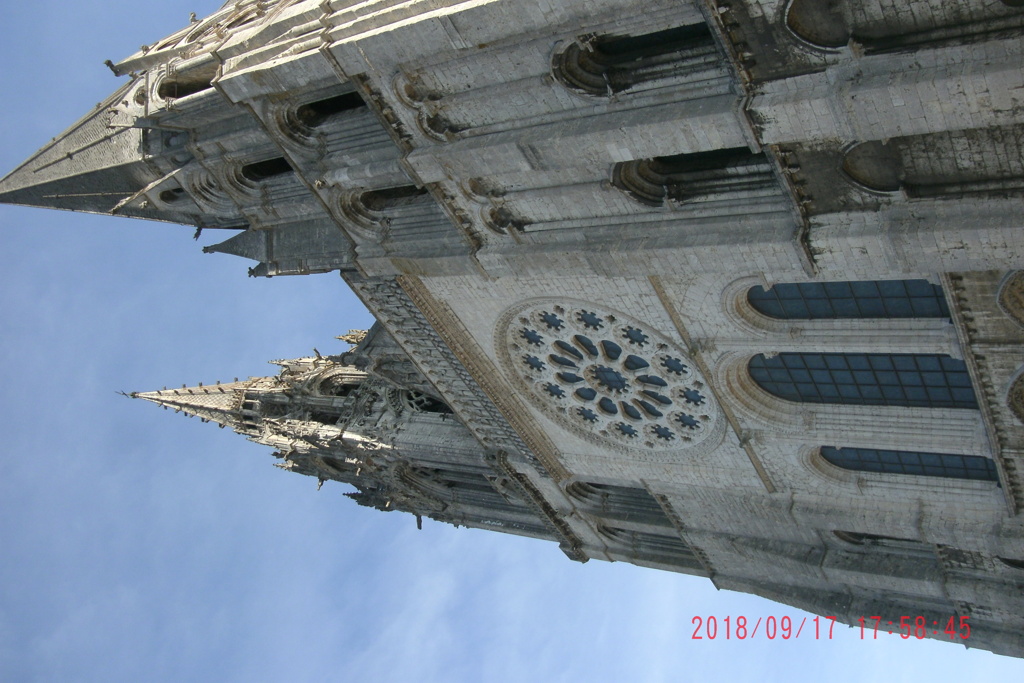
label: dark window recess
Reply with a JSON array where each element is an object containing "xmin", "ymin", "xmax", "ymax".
[
  {"xmin": 360, "ymin": 185, "xmax": 429, "ymax": 211},
  {"xmin": 786, "ymin": 0, "xmax": 850, "ymax": 48},
  {"xmin": 309, "ymin": 410, "xmax": 341, "ymax": 425},
  {"xmin": 418, "ymin": 397, "xmax": 453, "ymax": 414},
  {"xmin": 319, "ymin": 376, "xmax": 356, "ymax": 397},
  {"xmin": 554, "ymin": 23, "xmax": 717, "ymax": 96},
  {"xmin": 323, "ymin": 456, "xmax": 351, "ymax": 474},
  {"xmin": 748, "ymin": 353, "xmax": 978, "ymax": 409},
  {"xmin": 612, "ymin": 147, "xmax": 775, "ymax": 207},
  {"xmin": 261, "ymin": 403, "xmax": 289, "ymax": 419},
  {"xmin": 601, "ymin": 526, "xmax": 698, "ymax": 566},
  {"xmin": 295, "ymin": 92, "xmax": 367, "ymax": 128},
  {"xmin": 157, "ymin": 78, "xmax": 213, "ymax": 100},
  {"xmin": 823, "ymin": 446, "xmax": 998, "ymax": 482},
  {"xmin": 159, "ymin": 187, "xmax": 187, "ymax": 204},
  {"xmin": 842, "ymin": 141, "xmax": 902, "ymax": 192},
  {"xmin": 406, "ymin": 391, "xmax": 454, "ymax": 414},
  {"xmin": 567, "ymin": 482, "xmax": 673, "ymax": 527},
  {"xmin": 748, "ymin": 279, "xmax": 950, "ymax": 320},
  {"xmin": 999, "ymin": 557, "xmax": 1024, "ymax": 570},
  {"xmin": 241, "ymin": 157, "xmax": 294, "ymax": 182}
]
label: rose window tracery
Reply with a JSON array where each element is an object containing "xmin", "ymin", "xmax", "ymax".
[{"xmin": 500, "ymin": 302, "xmax": 722, "ymax": 452}]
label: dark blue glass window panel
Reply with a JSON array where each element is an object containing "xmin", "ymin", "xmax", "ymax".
[
  {"xmin": 748, "ymin": 353, "xmax": 978, "ymax": 409},
  {"xmin": 748, "ymin": 279, "xmax": 950, "ymax": 320},
  {"xmin": 822, "ymin": 446, "xmax": 998, "ymax": 482}
]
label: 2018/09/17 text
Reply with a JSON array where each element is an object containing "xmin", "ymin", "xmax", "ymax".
[{"xmin": 690, "ymin": 616, "xmax": 837, "ymax": 640}]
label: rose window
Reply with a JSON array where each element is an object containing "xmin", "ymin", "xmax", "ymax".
[{"xmin": 501, "ymin": 302, "xmax": 721, "ymax": 451}]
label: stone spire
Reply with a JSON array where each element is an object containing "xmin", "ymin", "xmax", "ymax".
[
  {"xmin": 0, "ymin": 79, "xmax": 167, "ymax": 217},
  {"xmin": 132, "ymin": 379, "xmax": 254, "ymax": 429}
]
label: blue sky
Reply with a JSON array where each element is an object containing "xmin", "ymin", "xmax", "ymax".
[{"xmin": 1, "ymin": 1, "xmax": 1022, "ymax": 681}]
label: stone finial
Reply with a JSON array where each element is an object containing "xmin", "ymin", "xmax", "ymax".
[{"xmin": 337, "ymin": 329, "xmax": 368, "ymax": 346}]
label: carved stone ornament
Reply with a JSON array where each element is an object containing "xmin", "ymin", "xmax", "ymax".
[
  {"xmin": 337, "ymin": 329, "xmax": 368, "ymax": 346},
  {"xmin": 498, "ymin": 300, "xmax": 724, "ymax": 454},
  {"xmin": 997, "ymin": 271, "xmax": 1024, "ymax": 328}
]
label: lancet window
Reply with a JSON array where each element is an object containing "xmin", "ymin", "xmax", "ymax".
[
  {"xmin": 747, "ymin": 279, "xmax": 950, "ymax": 320},
  {"xmin": 565, "ymin": 482, "xmax": 673, "ymax": 528},
  {"xmin": 822, "ymin": 446, "xmax": 998, "ymax": 482},
  {"xmin": 612, "ymin": 147, "xmax": 775, "ymax": 207},
  {"xmin": 552, "ymin": 23, "xmax": 719, "ymax": 97},
  {"xmin": 359, "ymin": 185, "xmax": 429, "ymax": 212},
  {"xmin": 404, "ymin": 466, "xmax": 513, "ymax": 510},
  {"xmin": 157, "ymin": 77, "xmax": 214, "ymax": 100},
  {"xmin": 241, "ymin": 157, "xmax": 294, "ymax": 182},
  {"xmin": 295, "ymin": 92, "xmax": 367, "ymax": 128},
  {"xmin": 748, "ymin": 353, "xmax": 978, "ymax": 409},
  {"xmin": 599, "ymin": 526, "xmax": 700, "ymax": 568}
]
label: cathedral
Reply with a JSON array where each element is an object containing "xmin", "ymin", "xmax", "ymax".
[{"xmin": 2, "ymin": 0, "xmax": 1024, "ymax": 657}]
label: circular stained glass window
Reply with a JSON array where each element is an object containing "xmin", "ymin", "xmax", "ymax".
[{"xmin": 499, "ymin": 301, "xmax": 722, "ymax": 452}]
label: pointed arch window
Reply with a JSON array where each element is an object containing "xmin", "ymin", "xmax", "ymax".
[
  {"xmin": 566, "ymin": 482, "xmax": 673, "ymax": 528},
  {"xmin": 295, "ymin": 92, "xmax": 366, "ymax": 128},
  {"xmin": 599, "ymin": 525, "xmax": 700, "ymax": 568},
  {"xmin": 552, "ymin": 23, "xmax": 719, "ymax": 97},
  {"xmin": 241, "ymin": 157, "xmax": 294, "ymax": 182},
  {"xmin": 747, "ymin": 279, "xmax": 950, "ymax": 320},
  {"xmin": 748, "ymin": 353, "xmax": 977, "ymax": 409},
  {"xmin": 822, "ymin": 446, "xmax": 998, "ymax": 482},
  {"xmin": 612, "ymin": 147, "xmax": 775, "ymax": 207}
]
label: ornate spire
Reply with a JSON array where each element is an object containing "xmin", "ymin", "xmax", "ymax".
[{"xmin": 131, "ymin": 379, "xmax": 254, "ymax": 429}]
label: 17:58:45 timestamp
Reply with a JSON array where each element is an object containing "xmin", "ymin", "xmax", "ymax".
[{"xmin": 857, "ymin": 615, "xmax": 970, "ymax": 640}]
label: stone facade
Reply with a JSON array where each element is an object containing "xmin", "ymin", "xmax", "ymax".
[{"xmin": 2, "ymin": 0, "xmax": 1024, "ymax": 657}]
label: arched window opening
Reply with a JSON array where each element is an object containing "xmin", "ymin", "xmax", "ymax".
[
  {"xmin": 360, "ymin": 185, "xmax": 429, "ymax": 212},
  {"xmin": 404, "ymin": 391, "xmax": 453, "ymax": 414},
  {"xmin": 241, "ymin": 157, "xmax": 294, "ymax": 182},
  {"xmin": 159, "ymin": 187, "xmax": 187, "ymax": 204},
  {"xmin": 612, "ymin": 147, "xmax": 774, "ymax": 207},
  {"xmin": 786, "ymin": 0, "xmax": 1024, "ymax": 53},
  {"xmin": 747, "ymin": 279, "xmax": 950, "ymax": 319},
  {"xmin": 748, "ymin": 353, "xmax": 978, "ymax": 409},
  {"xmin": 157, "ymin": 76, "xmax": 214, "ymax": 100},
  {"xmin": 553, "ymin": 23, "xmax": 718, "ymax": 96},
  {"xmin": 404, "ymin": 466, "xmax": 517, "ymax": 510},
  {"xmin": 844, "ymin": 128, "xmax": 1024, "ymax": 199},
  {"xmin": 322, "ymin": 456, "xmax": 352, "ymax": 476},
  {"xmin": 566, "ymin": 482, "xmax": 673, "ymax": 527},
  {"xmin": 309, "ymin": 409, "xmax": 341, "ymax": 425},
  {"xmin": 296, "ymin": 92, "xmax": 367, "ymax": 128},
  {"xmin": 318, "ymin": 375, "xmax": 358, "ymax": 397},
  {"xmin": 600, "ymin": 526, "xmax": 698, "ymax": 566},
  {"xmin": 831, "ymin": 531, "xmax": 937, "ymax": 558},
  {"xmin": 842, "ymin": 140, "xmax": 902, "ymax": 193},
  {"xmin": 261, "ymin": 403, "xmax": 289, "ymax": 419},
  {"xmin": 823, "ymin": 446, "xmax": 998, "ymax": 482},
  {"xmin": 786, "ymin": 0, "xmax": 850, "ymax": 48}
]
